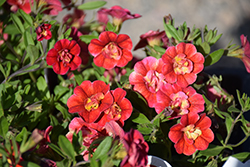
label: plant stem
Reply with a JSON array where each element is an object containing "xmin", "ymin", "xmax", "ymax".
[{"xmin": 224, "ymin": 111, "xmax": 243, "ymax": 146}]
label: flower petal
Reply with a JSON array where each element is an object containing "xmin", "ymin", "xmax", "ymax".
[{"xmin": 116, "ymin": 34, "xmax": 133, "ymax": 50}]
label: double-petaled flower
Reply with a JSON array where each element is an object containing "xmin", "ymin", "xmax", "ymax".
[
  {"xmin": 129, "ymin": 56, "xmax": 166, "ymax": 108},
  {"xmin": 97, "ymin": 88, "xmax": 133, "ymax": 127},
  {"xmin": 46, "ymin": 39, "xmax": 82, "ymax": 75},
  {"xmin": 168, "ymin": 113, "xmax": 214, "ymax": 155},
  {"xmin": 162, "ymin": 42, "xmax": 204, "ymax": 87},
  {"xmin": 36, "ymin": 23, "xmax": 52, "ymax": 41},
  {"xmin": 156, "ymin": 84, "xmax": 204, "ymax": 118},
  {"xmin": 88, "ymin": 31, "xmax": 133, "ymax": 70},
  {"xmin": 67, "ymin": 80, "xmax": 113, "ymax": 123}
]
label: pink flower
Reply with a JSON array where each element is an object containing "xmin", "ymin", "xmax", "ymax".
[
  {"xmin": 156, "ymin": 84, "xmax": 204, "ymax": 118},
  {"xmin": 7, "ymin": 0, "xmax": 31, "ymax": 14},
  {"xmin": 168, "ymin": 113, "xmax": 214, "ymax": 155},
  {"xmin": 103, "ymin": 5, "xmax": 141, "ymax": 27},
  {"xmin": 63, "ymin": 8, "xmax": 85, "ymax": 29},
  {"xmin": 120, "ymin": 129, "xmax": 149, "ymax": 167},
  {"xmin": 134, "ymin": 30, "xmax": 166, "ymax": 50},
  {"xmin": 36, "ymin": 126, "xmax": 53, "ymax": 155},
  {"xmin": 88, "ymin": 31, "xmax": 133, "ymax": 69},
  {"xmin": 67, "ymin": 80, "xmax": 113, "ymax": 123},
  {"xmin": 0, "ymin": 22, "xmax": 8, "ymax": 46},
  {"xmin": 95, "ymin": 8, "xmax": 109, "ymax": 32},
  {"xmin": 37, "ymin": 0, "xmax": 62, "ymax": 16},
  {"xmin": 129, "ymin": 56, "xmax": 166, "ymax": 108},
  {"xmin": 240, "ymin": 35, "xmax": 250, "ymax": 73},
  {"xmin": 97, "ymin": 88, "xmax": 133, "ymax": 127},
  {"xmin": 36, "ymin": 23, "xmax": 52, "ymax": 41},
  {"xmin": 162, "ymin": 42, "xmax": 205, "ymax": 87},
  {"xmin": 46, "ymin": 39, "xmax": 82, "ymax": 75}
]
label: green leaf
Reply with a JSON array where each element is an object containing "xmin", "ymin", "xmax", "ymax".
[
  {"xmin": 206, "ymin": 159, "xmax": 218, "ymax": 167},
  {"xmin": 3, "ymin": 24, "xmax": 20, "ymax": 35},
  {"xmin": 92, "ymin": 136, "xmax": 112, "ymax": 159},
  {"xmin": 72, "ymin": 70, "xmax": 84, "ymax": 85},
  {"xmin": 79, "ymin": 35, "xmax": 98, "ymax": 44},
  {"xmin": 210, "ymin": 34, "xmax": 222, "ymax": 45},
  {"xmin": 106, "ymin": 22, "xmax": 116, "ymax": 32},
  {"xmin": 0, "ymin": 116, "xmax": 9, "ymax": 138},
  {"xmin": 20, "ymin": 161, "xmax": 41, "ymax": 167},
  {"xmin": 0, "ymin": 64, "xmax": 6, "ymax": 79},
  {"xmin": 199, "ymin": 42, "xmax": 211, "ymax": 55},
  {"xmin": 16, "ymin": 127, "xmax": 28, "ymax": 143},
  {"xmin": 36, "ymin": 76, "xmax": 50, "ymax": 99},
  {"xmin": 18, "ymin": 9, "xmax": 33, "ymax": 26},
  {"xmin": 92, "ymin": 62, "xmax": 105, "ymax": 75},
  {"xmin": 78, "ymin": 1, "xmax": 107, "ymax": 10},
  {"xmin": 6, "ymin": 61, "xmax": 11, "ymax": 78},
  {"xmin": 132, "ymin": 113, "xmax": 150, "ymax": 124},
  {"xmin": 213, "ymin": 107, "xmax": 225, "ymax": 119},
  {"xmin": 225, "ymin": 117, "xmax": 234, "ymax": 135},
  {"xmin": 199, "ymin": 144, "xmax": 224, "ymax": 156},
  {"xmin": 47, "ymin": 143, "xmax": 66, "ymax": 158},
  {"xmin": 137, "ymin": 126, "xmax": 153, "ymax": 134},
  {"xmin": 0, "ymin": 0, "xmax": 6, "ymax": 7},
  {"xmin": 227, "ymin": 105, "xmax": 241, "ymax": 113},
  {"xmin": 26, "ymin": 45, "xmax": 39, "ymax": 64},
  {"xmin": 227, "ymin": 152, "xmax": 250, "ymax": 162},
  {"xmin": 11, "ymin": 13, "xmax": 25, "ymax": 34},
  {"xmin": 204, "ymin": 49, "xmax": 224, "ymax": 66},
  {"xmin": 205, "ymin": 30, "xmax": 213, "ymax": 42},
  {"xmin": 55, "ymin": 102, "xmax": 70, "ymax": 119},
  {"xmin": 24, "ymin": 31, "xmax": 35, "ymax": 47},
  {"xmin": 58, "ymin": 135, "xmax": 76, "ymax": 160},
  {"xmin": 164, "ymin": 23, "xmax": 182, "ymax": 42}
]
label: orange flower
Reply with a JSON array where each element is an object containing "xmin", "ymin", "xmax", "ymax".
[
  {"xmin": 168, "ymin": 113, "xmax": 214, "ymax": 155},
  {"xmin": 88, "ymin": 31, "xmax": 133, "ymax": 69},
  {"xmin": 162, "ymin": 42, "xmax": 204, "ymax": 87}
]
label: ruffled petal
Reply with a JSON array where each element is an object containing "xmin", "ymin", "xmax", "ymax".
[{"xmin": 116, "ymin": 34, "xmax": 133, "ymax": 50}]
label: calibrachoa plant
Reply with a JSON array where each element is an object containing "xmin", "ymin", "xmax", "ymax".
[{"xmin": 1, "ymin": 1, "xmax": 250, "ymax": 167}]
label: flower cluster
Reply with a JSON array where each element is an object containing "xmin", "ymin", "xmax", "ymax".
[{"xmin": 2, "ymin": 0, "xmax": 250, "ymax": 167}]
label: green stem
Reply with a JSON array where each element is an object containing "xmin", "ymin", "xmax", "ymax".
[
  {"xmin": 228, "ymin": 135, "xmax": 250, "ymax": 148},
  {"xmin": 224, "ymin": 111, "xmax": 243, "ymax": 145}
]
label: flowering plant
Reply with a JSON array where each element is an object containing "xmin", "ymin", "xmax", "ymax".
[{"xmin": 1, "ymin": 1, "xmax": 250, "ymax": 167}]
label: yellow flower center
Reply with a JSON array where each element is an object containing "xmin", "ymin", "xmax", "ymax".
[
  {"xmin": 103, "ymin": 42, "xmax": 122, "ymax": 60},
  {"xmin": 84, "ymin": 93, "xmax": 105, "ymax": 112},
  {"xmin": 182, "ymin": 124, "xmax": 202, "ymax": 140},
  {"xmin": 173, "ymin": 54, "xmax": 193, "ymax": 75}
]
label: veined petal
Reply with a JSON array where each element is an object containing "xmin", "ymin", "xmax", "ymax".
[
  {"xmin": 184, "ymin": 43, "xmax": 197, "ymax": 57},
  {"xmin": 88, "ymin": 39, "xmax": 105, "ymax": 57},
  {"xmin": 116, "ymin": 49, "xmax": 133, "ymax": 67},
  {"xmin": 200, "ymin": 128, "xmax": 214, "ymax": 143},
  {"xmin": 129, "ymin": 72, "xmax": 144, "ymax": 84},
  {"xmin": 194, "ymin": 136, "xmax": 209, "ymax": 150},
  {"xmin": 99, "ymin": 31, "xmax": 117, "ymax": 43},
  {"xmin": 163, "ymin": 46, "xmax": 177, "ymax": 59},
  {"xmin": 195, "ymin": 114, "xmax": 212, "ymax": 130},
  {"xmin": 116, "ymin": 34, "xmax": 133, "ymax": 50}
]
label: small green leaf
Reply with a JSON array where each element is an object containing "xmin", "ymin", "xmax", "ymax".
[
  {"xmin": 204, "ymin": 49, "xmax": 224, "ymax": 66},
  {"xmin": 3, "ymin": 24, "xmax": 20, "ymax": 35},
  {"xmin": 78, "ymin": 1, "xmax": 107, "ymax": 10},
  {"xmin": 72, "ymin": 70, "xmax": 84, "ymax": 85},
  {"xmin": 0, "ymin": 0, "xmax": 6, "ymax": 7},
  {"xmin": 137, "ymin": 126, "xmax": 153, "ymax": 134},
  {"xmin": 79, "ymin": 35, "xmax": 98, "ymax": 44},
  {"xmin": 24, "ymin": 31, "xmax": 35, "ymax": 46},
  {"xmin": 18, "ymin": 9, "xmax": 33, "ymax": 26},
  {"xmin": 0, "ymin": 64, "xmax": 6, "ymax": 79},
  {"xmin": 19, "ymin": 161, "xmax": 41, "ymax": 167},
  {"xmin": 58, "ymin": 135, "xmax": 76, "ymax": 160},
  {"xmin": 229, "ymin": 152, "xmax": 250, "ymax": 162},
  {"xmin": 210, "ymin": 34, "xmax": 222, "ymax": 45},
  {"xmin": 36, "ymin": 76, "xmax": 50, "ymax": 99},
  {"xmin": 205, "ymin": 30, "xmax": 213, "ymax": 42},
  {"xmin": 26, "ymin": 45, "xmax": 39, "ymax": 64},
  {"xmin": 47, "ymin": 143, "xmax": 66, "ymax": 158},
  {"xmin": 164, "ymin": 23, "xmax": 182, "ymax": 42},
  {"xmin": 199, "ymin": 144, "xmax": 224, "ymax": 156},
  {"xmin": 55, "ymin": 102, "xmax": 70, "ymax": 119},
  {"xmin": 16, "ymin": 127, "xmax": 28, "ymax": 143},
  {"xmin": 92, "ymin": 136, "xmax": 112, "ymax": 159},
  {"xmin": 11, "ymin": 13, "xmax": 25, "ymax": 34},
  {"xmin": 0, "ymin": 116, "xmax": 9, "ymax": 138},
  {"xmin": 199, "ymin": 42, "xmax": 211, "ymax": 55},
  {"xmin": 105, "ymin": 22, "xmax": 116, "ymax": 32},
  {"xmin": 213, "ymin": 107, "xmax": 225, "ymax": 119},
  {"xmin": 225, "ymin": 117, "xmax": 234, "ymax": 135},
  {"xmin": 6, "ymin": 61, "xmax": 11, "ymax": 79},
  {"xmin": 132, "ymin": 113, "xmax": 150, "ymax": 124},
  {"xmin": 227, "ymin": 105, "xmax": 241, "ymax": 113},
  {"xmin": 206, "ymin": 159, "xmax": 218, "ymax": 167}
]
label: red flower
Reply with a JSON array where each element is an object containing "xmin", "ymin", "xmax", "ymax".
[
  {"xmin": 129, "ymin": 56, "xmax": 166, "ymax": 108},
  {"xmin": 63, "ymin": 8, "xmax": 85, "ymax": 29},
  {"xmin": 66, "ymin": 117, "xmax": 107, "ymax": 146},
  {"xmin": 67, "ymin": 80, "xmax": 113, "ymax": 123},
  {"xmin": 168, "ymin": 113, "xmax": 214, "ymax": 155},
  {"xmin": 7, "ymin": 0, "xmax": 31, "ymax": 14},
  {"xmin": 162, "ymin": 42, "xmax": 204, "ymax": 87},
  {"xmin": 97, "ymin": 88, "xmax": 133, "ymax": 127},
  {"xmin": 0, "ymin": 22, "xmax": 8, "ymax": 46},
  {"xmin": 134, "ymin": 30, "xmax": 166, "ymax": 50},
  {"xmin": 103, "ymin": 5, "xmax": 141, "ymax": 27},
  {"xmin": 36, "ymin": 126, "xmax": 53, "ymax": 155},
  {"xmin": 37, "ymin": 0, "xmax": 62, "ymax": 16},
  {"xmin": 240, "ymin": 35, "xmax": 250, "ymax": 73},
  {"xmin": 120, "ymin": 129, "xmax": 149, "ymax": 167},
  {"xmin": 36, "ymin": 23, "xmax": 52, "ymax": 41},
  {"xmin": 156, "ymin": 84, "xmax": 204, "ymax": 118},
  {"xmin": 46, "ymin": 39, "xmax": 82, "ymax": 75},
  {"xmin": 88, "ymin": 31, "xmax": 133, "ymax": 69}
]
